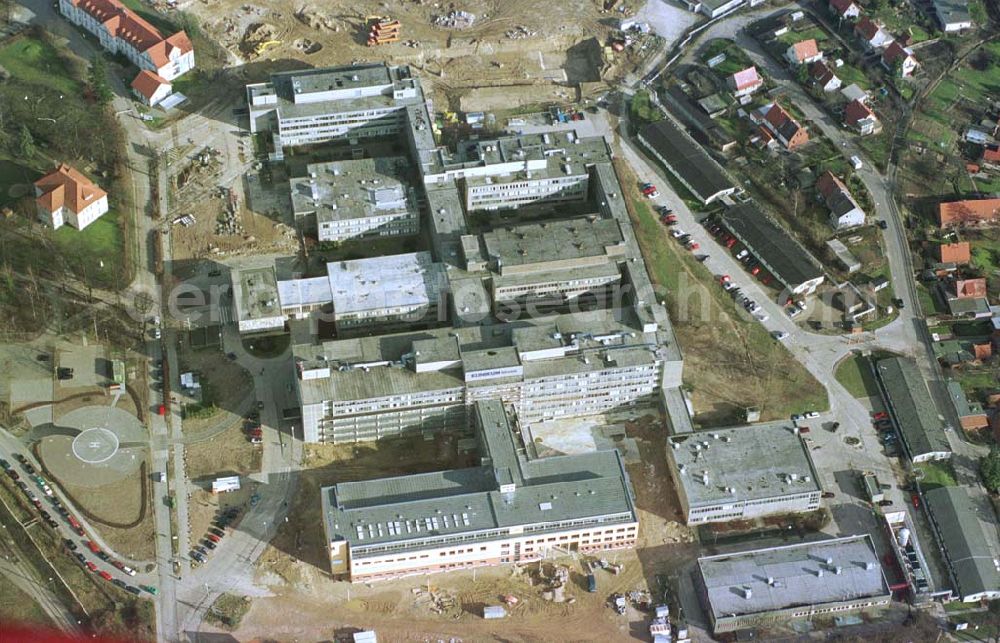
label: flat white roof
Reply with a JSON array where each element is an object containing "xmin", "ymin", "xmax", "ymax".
[
  {"xmin": 278, "ymin": 276, "xmax": 333, "ymax": 309},
  {"xmin": 326, "ymin": 252, "xmax": 446, "ymax": 315}
]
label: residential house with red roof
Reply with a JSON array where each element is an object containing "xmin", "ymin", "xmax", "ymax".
[
  {"xmin": 954, "ymin": 278, "xmax": 987, "ymax": 299},
  {"xmin": 829, "ymin": 0, "xmax": 861, "ymax": 19},
  {"xmin": 817, "ymin": 171, "xmax": 865, "ymax": 228},
  {"xmin": 58, "ymin": 0, "xmax": 194, "ymax": 100},
  {"xmin": 945, "ymin": 277, "xmax": 991, "ymax": 318},
  {"xmin": 131, "ymin": 69, "xmax": 172, "ymax": 106},
  {"xmin": 981, "ymin": 146, "xmax": 1000, "ymax": 166},
  {"xmin": 785, "ymin": 39, "xmax": 824, "ymax": 66},
  {"xmin": 937, "ymin": 198, "xmax": 1000, "ymax": 227},
  {"xmin": 809, "ymin": 61, "xmax": 842, "ymax": 92},
  {"xmin": 34, "ymin": 164, "xmax": 109, "ymax": 231},
  {"xmin": 937, "ymin": 242, "xmax": 971, "ymax": 264},
  {"xmin": 881, "ymin": 41, "xmax": 918, "ymax": 77},
  {"xmin": 854, "ymin": 17, "xmax": 894, "ymax": 51},
  {"xmin": 844, "ymin": 99, "xmax": 881, "ymax": 136},
  {"xmin": 728, "ymin": 66, "xmax": 764, "ymax": 98},
  {"xmin": 760, "ymin": 103, "xmax": 809, "ymax": 150}
]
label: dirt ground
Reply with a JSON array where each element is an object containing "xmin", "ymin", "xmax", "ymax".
[
  {"xmin": 56, "ymin": 458, "xmax": 157, "ymax": 562},
  {"xmin": 183, "ymin": 0, "xmax": 616, "ymax": 109},
  {"xmin": 185, "ymin": 422, "xmax": 263, "ymax": 481},
  {"xmin": 210, "ymin": 417, "xmax": 697, "ymax": 641},
  {"xmin": 175, "ymin": 342, "xmax": 254, "ymax": 434}
]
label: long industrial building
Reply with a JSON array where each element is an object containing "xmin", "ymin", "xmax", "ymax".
[
  {"xmin": 924, "ymin": 487, "xmax": 1000, "ymax": 602},
  {"xmin": 666, "ymin": 422, "xmax": 821, "ymax": 525},
  {"xmin": 321, "ymin": 400, "xmax": 638, "ymax": 582},
  {"xmin": 637, "ymin": 118, "xmax": 737, "ymax": 204},
  {"xmin": 873, "ymin": 357, "xmax": 952, "ymax": 462},
  {"xmin": 696, "ymin": 535, "xmax": 892, "ymax": 633}
]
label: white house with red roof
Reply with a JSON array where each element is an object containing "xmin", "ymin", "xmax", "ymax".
[
  {"xmin": 58, "ymin": 0, "xmax": 194, "ymax": 100},
  {"xmin": 809, "ymin": 61, "xmax": 842, "ymax": 92},
  {"xmin": 131, "ymin": 69, "xmax": 172, "ymax": 106},
  {"xmin": 881, "ymin": 41, "xmax": 918, "ymax": 77},
  {"xmin": 854, "ymin": 17, "xmax": 894, "ymax": 51},
  {"xmin": 828, "ymin": 0, "xmax": 861, "ymax": 20},
  {"xmin": 844, "ymin": 99, "xmax": 881, "ymax": 136},
  {"xmin": 785, "ymin": 39, "xmax": 823, "ymax": 66},
  {"xmin": 34, "ymin": 164, "xmax": 109, "ymax": 231},
  {"xmin": 727, "ymin": 66, "xmax": 764, "ymax": 98}
]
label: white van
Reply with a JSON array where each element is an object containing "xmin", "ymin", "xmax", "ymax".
[{"xmin": 850, "ymin": 155, "xmax": 863, "ymax": 170}]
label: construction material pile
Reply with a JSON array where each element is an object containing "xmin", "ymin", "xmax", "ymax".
[{"xmin": 432, "ymin": 10, "xmax": 475, "ymax": 28}]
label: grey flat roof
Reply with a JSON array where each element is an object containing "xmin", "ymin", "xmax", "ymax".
[
  {"xmin": 233, "ymin": 266, "xmax": 281, "ymax": 321},
  {"xmin": 289, "ymin": 156, "xmax": 417, "ymax": 224},
  {"xmin": 294, "ymin": 308, "xmax": 668, "ymax": 405},
  {"xmin": 874, "ymin": 357, "xmax": 951, "ymax": 459},
  {"xmin": 482, "ymin": 218, "xmax": 625, "ymax": 272},
  {"xmin": 668, "ymin": 422, "xmax": 820, "ymax": 508},
  {"xmin": 638, "ymin": 118, "xmax": 734, "ymax": 203},
  {"xmin": 719, "ymin": 203, "xmax": 824, "ymax": 289},
  {"xmin": 924, "ymin": 487, "xmax": 1000, "ymax": 600},
  {"xmin": 698, "ymin": 535, "xmax": 891, "ymax": 620},
  {"xmin": 931, "ymin": 0, "xmax": 971, "ymax": 24},
  {"xmin": 426, "ymin": 129, "xmax": 610, "ymax": 179},
  {"xmin": 323, "ymin": 400, "xmax": 637, "ymax": 553},
  {"xmin": 326, "ymin": 252, "xmax": 446, "ymax": 315}
]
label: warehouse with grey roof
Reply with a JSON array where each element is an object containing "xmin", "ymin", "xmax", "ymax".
[
  {"xmin": 696, "ymin": 535, "xmax": 892, "ymax": 633},
  {"xmin": 873, "ymin": 357, "xmax": 952, "ymax": 462},
  {"xmin": 924, "ymin": 487, "xmax": 1000, "ymax": 602},
  {"xmin": 321, "ymin": 400, "xmax": 638, "ymax": 582},
  {"xmin": 718, "ymin": 203, "xmax": 826, "ymax": 295},
  {"xmin": 667, "ymin": 422, "xmax": 821, "ymax": 524},
  {"xmin": 637, "ymin": 118, "xmax": 737, "ymax": 204}
]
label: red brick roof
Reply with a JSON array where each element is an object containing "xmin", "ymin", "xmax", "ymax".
[
  {"xmin": 973, "ymin": 343, "xmax": 992, "ymax": 360},
  {"xmin": 844, "ymin": 99, "xmax": 875, "ymax": 125},
  {"xmin": 730, "ymin": 66, "xmax": 761, "ymax": 91},
  {"xmin": 809, "ymin": 61, "xmax": 837, "ymax": 86},
  {"xmin": 789, "ymin": 39, "xmax": 820, "ymax": 62},
  {"xmin": 938, "ymin": 198, "xmax": 1000, "ymax": 227},
  {"xmin": 816, "ymin": 170, "xmax": 847, "ymax": 201},
  {"xmin": 954, "ymin": 278, "xmax": 987, "ymax": 299},
  {"xmin": 34, "ymin": 164, "xmax": 107, "ymax": 214},
  {"xmin": 855, "ymin": 16, "xmax": 882, "ymax": 40},
  {"xmin": 883, "ymin": 41, "xmax": 915, "ymax": 66},
  {"xmin": 983, "ymin": 147, "xmax": 1000, "ymax": 163},
  {"xmin": 64, "ymin": 0, "xmax": 191, "ymax": 65},
  {"xmin": 131, "ymin": 69, "xmax": 170, "ymax": 100},
  {"xmin": 937, "ymin": 242, "xmax": 971, "ymax": 264}
]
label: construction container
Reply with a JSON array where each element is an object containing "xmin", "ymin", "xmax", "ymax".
[{"xmin": 483, "ymin": 606, "xmax": 507, "ymax": 619}]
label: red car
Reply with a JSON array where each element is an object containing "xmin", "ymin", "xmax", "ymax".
[
  {"xmin": 86, "ymin": 540, "xmax": 100, "ymax": 554},
  {"xmin": 725, "ymin": 238, "xmax": 737, "ymax": 249},
  {"xmin": 911, "ymin": 494, "xmax": 920, "ymax": 508},
  {"xmin": 750, "ymin": 266, "xmax": 761, "ymax": 276},
  {"xmin": 86, "ymin": 562, "xmax": 97, "ymax": 572},
  {"xmin": 873, "ymin": 411, "xmax": 888, "ymax": 420},
  {"xmin": 661, "ymin": 214, "xmax": 677, "ymax": 224},
  {"xmin": 98, "ymin": 571, "xmax": 113, "ymax": 581},
  {"xmin": 641, "ymin": 184, "xmax": 658, "ymax": 196},
  {"xmin": 207, "ymin": 533, "xmax": 221, "ymax": 543},
  {"xmin": 687, "ymin": 242, "xmax": 700, "ymax": 251},
  {"xmin": 719, "ymin": 275, "xmax": 731, "ymax": 284}
]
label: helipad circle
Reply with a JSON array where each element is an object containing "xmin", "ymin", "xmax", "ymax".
[{"xmin": 72, "ymin": 427, "xmax": 120, "ymax": 464}]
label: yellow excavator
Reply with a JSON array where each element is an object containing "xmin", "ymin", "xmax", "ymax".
[{"xmin": 254, "ymin": 40, "xmax": 281, "ymax": 57}]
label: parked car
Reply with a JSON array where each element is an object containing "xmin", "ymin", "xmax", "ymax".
[
  {"xmin": 873, "ymin": 411, "xmax": 888, "ymax": 420},
  {"xmin": 141, "ymin": 585, "xmax": 159, "ymax": 595},
  {"xmin": 877, "ymin": 499, "xmax": 894, "ymax": 507},
  {"xmin": 805, "ymin": 411, "xmax": 820, "ymax": 419},
  {"xmin": 86, "ymin": 562, "xmax": 98, "ymax": 572},
  {"xmin": 112, "ymin": 578, "xmax": 127, "ymax": 589},
  {"xmin": 126, "ymin": 586, "xmax": 142, "ymax": 596},
  {"xmin": 772, "ymin": 330, "xmax": 789, "ymax": 340},
  {"xmin": 98, "ymin": 571, "xmax": 113, "ymax": 581},
  {"xmin": 911, "ymin": 494, "xmax": 920, "ymax": 508},
  {"xmin": 821, "ymin": 491, "xmax": 835, "ymax": 499},
  {"xmin": 75, "ymin": 553, "xmax": 87, "ymax": 565},
  {"xmin": 206, "ymin": 533, "xmax": 221, "ymax": 543},
  {"xmin": 209, "ymin": 528, "xmax": 225, "ymax": 538}
]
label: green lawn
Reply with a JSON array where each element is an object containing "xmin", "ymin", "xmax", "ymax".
[
  {"xmin": 777, "ymin": 26, "xmax": 829, "ymax": 48},
  {"xmin": 622, "ymin": 161, "xmax": 828, "ymax": 424},
  {"xmin": 836, "ymin": 64, "xmax": 871, "ymax": 90},
  {"xmin": 701, "ymin": 39, "xmax": 755, "ymax": 77},
  {"xmin": 0, "ymin": 576, "xmax": 54, "ymax": 629},
  {"xmin": 0, "ymin": 159, "xmax": 44, "ymax": 208},
  {"xmin": 835, "ymin": 354, "xmax": 880, "ymax": 398},
  {"xmin": 0, "ymin": 37, "xmax": 79, "ymax": 95},
  {"xmin": 916, "ymin": 460, "xmax": 957, "ymax": 490},
  {"xmin": 52, "ymin": 208, "xmax": 125, "ymax": 287}
]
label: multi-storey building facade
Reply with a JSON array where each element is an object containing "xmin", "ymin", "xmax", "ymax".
[
  {"xmin": 321, "ymin": 400, "xmax": 639, "ymax": 582},
  {"xmin": 58, "ymin": 0, "xmax": 194, "ymax": 90},
  {"xmin": 247, "ymin": 64, "xmax": 426, "ymax": 159},
  {"xmin": 295, "ymin": 309, "xmax": 673, "ymax": 443},
  {"xmin": 290, "ymin": 157, "xmax": 420, "ymax": 242}
]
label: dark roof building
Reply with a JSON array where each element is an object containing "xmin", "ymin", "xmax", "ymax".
[
  {"xmin": 924, "ymin": 487, "xmax": 1000, "ymax": 602},
  {"xmin": 873, "ymin": 357, "xmax": 952, "ymax": 462},
  {"xmin": 718, "ymin": 203, "xmax": 825, "ymax": 295},
  {"xmin": 638, "ymin": 118, "xmax": 737, "ymax": 204}
]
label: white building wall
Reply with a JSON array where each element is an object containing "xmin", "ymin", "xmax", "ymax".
[{"xmin": 686, "ymin": 490, "xmax": 821, "ymax": 525}]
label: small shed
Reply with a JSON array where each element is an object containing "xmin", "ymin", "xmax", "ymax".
[{"xmin": 212, "ymin": 476, "xmax": 240, "ymax": 494}]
